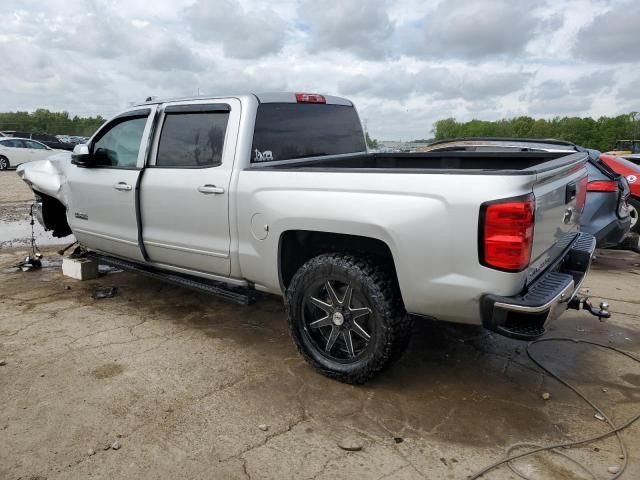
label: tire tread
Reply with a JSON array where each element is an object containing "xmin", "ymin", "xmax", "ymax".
[{"xmin": 286, "ymin": 253, "xmax": 413, "ymax": 384}]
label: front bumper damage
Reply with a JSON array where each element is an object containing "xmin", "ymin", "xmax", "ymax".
[{"xmin": 481, "ymin": 232, "xmax": 605, "ymax": 340}]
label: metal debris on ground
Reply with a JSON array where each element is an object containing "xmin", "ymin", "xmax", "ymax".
[
  {"xmin": 594, "ymin": 412, "xmax": 606, "ymax": 421},
  {"xmin": 92, "ymin": 287, "xmax": 119, "ymax": 299},
  {"xmin": 98, "ymin": 264, "xmax": 123, "ymax": 275},
  {"xmin": 57, "ymin": 241, "xmax": 79, "ymax": 256},
  {"xmin": 14, "ymin": 253, "xmax": 43, "ymax": 272}
]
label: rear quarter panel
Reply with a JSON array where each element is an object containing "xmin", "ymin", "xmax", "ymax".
[{"xmin": 236, "ymin": 169, "xmax": 538, "ymax": 324}]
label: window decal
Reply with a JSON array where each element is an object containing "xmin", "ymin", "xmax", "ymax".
[{"xmin": 254, "ymin": 149, "xmax": 274, "ymax": 162}]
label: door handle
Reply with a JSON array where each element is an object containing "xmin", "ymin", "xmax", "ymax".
[
  {"xmin": 198, "ymin": 184, "xmax": 225, "ymax": 194},
  {"xmin": 114, "ymin": 182, "xmax": 132, "ymax": 191}
]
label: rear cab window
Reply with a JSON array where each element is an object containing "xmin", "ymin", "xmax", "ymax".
[{"xmin": 251, "ymin": 103, "xmax": 366, "ymax": 163}]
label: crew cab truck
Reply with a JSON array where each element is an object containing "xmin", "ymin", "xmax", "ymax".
[{"xmin": 18, "ymin": 93, "xmax": 606, "ymax": 383}]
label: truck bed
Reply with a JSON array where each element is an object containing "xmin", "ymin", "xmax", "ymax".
[{"xmin": 249, "ymin": 151, "xmax": 574, "ymax": 174}]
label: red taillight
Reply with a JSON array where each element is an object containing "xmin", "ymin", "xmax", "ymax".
[
  {"xmin": 295, "ymin": 93, "xmax": 326, "ymax": 104},
  {"xmin": 587, "ymin": 180, "xmax": 617, "ymax": 192},
  {"xmin": 576, "ymin": 176, "xmax": 588, "ymax": 211},
  {"xmin": 481, "ymin": 195, "xmax": 535, "ymax": 272}
]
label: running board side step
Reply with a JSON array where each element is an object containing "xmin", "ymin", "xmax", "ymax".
[{"xmin": 89, "ymin": 254, "xmax": 258, "ymax": 306}]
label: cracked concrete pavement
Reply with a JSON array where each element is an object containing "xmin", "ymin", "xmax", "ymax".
[
  {"xmin": 0, "ymin": 171, "xmax": 639, "ymax": 479},
  {"xmin": 0, "ymin": 246, "xmax": 639, "ymax": 479}
]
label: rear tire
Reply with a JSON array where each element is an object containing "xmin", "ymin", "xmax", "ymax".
[
  {"xmin": 629, "ymin": 197, "xmax": 640, "ymax": 234},
  {"xmin": 286, "ymin": 253, "xmax": 412, "ymax": 384},
  {"xmin": 0, "ymin": 156, "xmax": 9, "ymax": 170}
]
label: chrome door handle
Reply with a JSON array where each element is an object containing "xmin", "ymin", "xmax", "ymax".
[
  {"xmin": 198, "ymin": 184, "xmax": 225, "ymax": 194},
  {"xmin": 114, "ymin": 182, "xmax": 132, "ymax": 191}
]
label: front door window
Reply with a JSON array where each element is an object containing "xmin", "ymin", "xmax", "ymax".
[{"xmin": 93, "ymin": 118, "xmax": 147, "ymax": 168}]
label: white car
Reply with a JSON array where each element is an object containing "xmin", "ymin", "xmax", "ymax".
[{"xmin": 0, "ymin": 138, "xmax": 65, "ymax": 170}]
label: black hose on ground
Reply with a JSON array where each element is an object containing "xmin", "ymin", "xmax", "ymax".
[{"xmin": 468, "ymin": 338, "xmax": 640, "ymax": 479}]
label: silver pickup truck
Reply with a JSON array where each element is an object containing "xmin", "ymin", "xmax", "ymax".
[{"xmin": 18, "ymin": 92, "xmax": 606, "ymax": 383}]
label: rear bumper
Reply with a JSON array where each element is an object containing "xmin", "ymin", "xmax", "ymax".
[
  {"xmin": 592, "ymin": 216, "xmax": 631, "ymax": 248},
  {"xmin": 481, "ymin": 232, "xmax": 596, "ymax": 340}
]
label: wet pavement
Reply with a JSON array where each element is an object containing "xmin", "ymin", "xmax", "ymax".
[
  {"xmin": 0, "ymin": 202, "xmax": 74, "ymax": 249},
  {"xmin": 0, "ymin": 246, "xmax": 639, "ymax": 479}
]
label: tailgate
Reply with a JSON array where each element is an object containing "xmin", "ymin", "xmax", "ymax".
[{"xmin": 526, "ymin": 152, "xmax": 589, "ymax": 283}]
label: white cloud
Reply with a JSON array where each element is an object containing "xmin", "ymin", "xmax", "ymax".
[
  {"xmin": 298, "ymin": 0, "xmax": 394, "ymax": 59},
  {"xmin": 0, "ymin": 0, "xmax": 637, "ymax": 140},
  {"xmin": 574, "ymin": 0, "xmax": 640, "ymax": 63},
  {"xmin": 184, "ymin": 0, "xmax": 287, "ymax": 59}
]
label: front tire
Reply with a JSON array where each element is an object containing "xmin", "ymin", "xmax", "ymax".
[
  {"xmin": 629, "ymin": 197, "xmax": 640, "ymax": 234},
  {"xmin": 286, "ymin": 253, "xmax": 412, "ymax": 384},
  {"xmin": 0, "ymin": 156, "xmax": 9, "ymax": 170}
]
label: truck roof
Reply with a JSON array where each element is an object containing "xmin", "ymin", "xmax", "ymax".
[{"xmin": 135, "ymin": 92, "xmax": 353, "ymax": 107}]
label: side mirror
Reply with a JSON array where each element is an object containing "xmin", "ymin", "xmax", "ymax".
[{"xmin": 71, "ymin": 144, "xmax": 95, "ymax": 167}]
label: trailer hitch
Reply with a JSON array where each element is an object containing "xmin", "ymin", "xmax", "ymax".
[{"xmin": 568, "ymin": 296, "xmax": 611, "ymax": 320}]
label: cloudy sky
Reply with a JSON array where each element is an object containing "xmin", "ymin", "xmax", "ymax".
[{"xmin": 1, "ymin": 0, "xmax": 638, "ymax": 140}]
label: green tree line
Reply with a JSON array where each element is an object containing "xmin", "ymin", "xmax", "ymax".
[
  {"xmin": 432, "ymin": 113, "xmax": 640, "ymax": 152},
  {"xmin": 365, "ymin": 132, "xmax": 379, "ymax": 149},
  {"xmin": 0, "ymin": 109, "xmax": 106, "ymax": 137}
]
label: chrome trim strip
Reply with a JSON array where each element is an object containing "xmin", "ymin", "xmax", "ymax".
[
  {"xmin": 494, "ymin": 279, "xmax": 575, "ymax": 313},
  {"xmin": 492, "ymin": 232, "xmax": 596, "ymax": 315}
]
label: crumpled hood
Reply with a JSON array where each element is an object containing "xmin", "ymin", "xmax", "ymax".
[{"xmin": 16, "ymin": 152, "xmax": 72, "ymax": 206}]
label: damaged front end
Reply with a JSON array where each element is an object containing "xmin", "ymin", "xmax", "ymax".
[{"xmin": 17, "ymin": 155, "xmax": 73, "ymax": 238}]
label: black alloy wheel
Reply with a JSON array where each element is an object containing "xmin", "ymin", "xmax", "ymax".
[{"xmin": 286, "ymin": 253, "xmax": 412, "ymax": 384}]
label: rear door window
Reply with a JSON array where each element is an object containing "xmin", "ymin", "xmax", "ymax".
[
  {"xmin": 156, "ymin": 111, "xmax": 229, "ymax": 168},
  {"xmin": 251, "ymin": 103, "xmax": 366, "ymax": 163}
]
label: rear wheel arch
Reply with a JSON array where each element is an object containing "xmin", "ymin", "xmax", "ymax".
[{"xmin": 278, "ymin": 230, "xmax": 404, "ymax": 306}]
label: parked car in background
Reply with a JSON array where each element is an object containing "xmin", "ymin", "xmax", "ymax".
[
  {"xmin": 599, "ymin": 154, "xmax": 640, "ymax": 233},
  {"xmin": 421, "ymin": 138, "xmax": 632, "ymax": 248},
  {"xmin": 606, "ymin": 140, "xmax": 640, "ymax": 155},
  {"xmin": 0, "ymin": 138, "xmax": 66, "ymax": 170},
  {"xmin": 4, "ymin": 131, "xmax": 74, "ymax": 151},
  {"xmin": 621, "ymin": 153, "xmax": 640, "ymax": 166}
]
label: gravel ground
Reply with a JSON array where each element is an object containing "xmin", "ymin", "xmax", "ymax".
[
  {"xmin": 0, "ymin": 171, "xmax": 34, "ymax": 204},
  {"xmin": 0, "ymin": 246, "xmax": 639, "ymax": 480}
]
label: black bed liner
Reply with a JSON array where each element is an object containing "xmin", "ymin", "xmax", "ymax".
[{"xmin": 247, "ymin": 151, "xmax": 583, "ymax": 175}]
